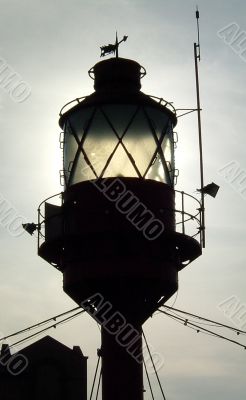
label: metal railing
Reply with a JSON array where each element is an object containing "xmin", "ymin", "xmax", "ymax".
[
  {"xmin": 174, "ymin": 190, "xmax": 202, "ymax": 243},
  {"xmin": 37, "ymin": 192, "xmax": 63, "ymax": 251},
  {"xmin": 37, "ymin": 188, "xmax": 202, "ymax": 252}
]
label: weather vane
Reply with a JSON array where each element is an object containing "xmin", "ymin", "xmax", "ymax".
[{"xmin": 100, "ymin": 32, "xmax": 128, "ymax": 58}]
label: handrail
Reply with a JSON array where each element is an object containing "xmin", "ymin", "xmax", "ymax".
[
  {"xmin": 37, "ymin": 192, "xmax": 63, "ymax": 252},
  {"xmin": 147, "ymin": 95, "xmax": 177, "ymax": 116},
  {"xmin": 59, "ymin": 94, "xmax": 176, "ymax": 118},
  {"xmin": 38, "ymin": 192, "xmax": 63, "ymax": 219},
  {"xmin": 59, "ymin": 96, "xmax": 87, "ymax": 117},
  {"xmin": 175, "ymin": 189, "xmax": 201, "ymax": 205}
]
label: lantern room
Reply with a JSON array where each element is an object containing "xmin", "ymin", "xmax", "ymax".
[{"xmin": 59, "ymin": 58, "xmax": 177, "ymax": 188}]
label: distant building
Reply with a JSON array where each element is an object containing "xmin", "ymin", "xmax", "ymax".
[{"xmin": 0, "ymin": 335, "xmax": 87, "ymax": 399}]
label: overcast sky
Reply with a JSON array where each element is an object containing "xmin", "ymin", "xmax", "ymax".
[{"xmin": 0, "ymin": 1, "xmax": 246, "ymax": 399}]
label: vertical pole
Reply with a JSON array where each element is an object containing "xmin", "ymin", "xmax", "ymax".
[
  {"xmin": 115, "ymin": 32, "xmax": 119, "ymax": 59},
  {"xmin": 101, "ymin": 322, "xmax": 143, "ymax": 400},
  {"xmin": 194, "ymin": 42, "xmax": 205, "ymax": 248}
]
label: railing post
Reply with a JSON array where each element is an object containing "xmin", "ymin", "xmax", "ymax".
[
  {"xmin": 37, "ymin": 207, "xmax": 40, "ymax": 252},
  {"xmin": 181, "ymin": 191, "xmax": 185, "ymax": 234}
]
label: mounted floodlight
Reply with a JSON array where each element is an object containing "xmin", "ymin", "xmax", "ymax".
[
  {"xmin": 197, "ymin": 182, "xmax": 220, "ymax": 198},
  {"xmin": 22, "ymin": 223, "xmax": 38, "ymax": 236}
]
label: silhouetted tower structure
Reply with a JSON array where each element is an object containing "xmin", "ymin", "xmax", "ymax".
[{"xmin": 37, "ymin": 53, "xmax": 203, "ymax": 399}]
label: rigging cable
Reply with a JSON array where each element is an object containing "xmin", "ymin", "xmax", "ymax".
[
  {"xmin": 166, "ymin": 309, "xmax": 227, "ymax": 328},
  {"xmin": 90, "ymin": 351, "xmax": 101, "ymax": 400},
  {"xmin": 143, "ymin": 356, "xmax": 155, "ymax": 400},
  {"xmin": 8, "ymin": 310, "xmax": 84, "ymax": 350},
  {"xmin": 0, "ymin": 306, "xmax": 81, "ymax": 342},
  {"xmin": 159, "ymin": 309, "xmax": 246, "ymax": 350},
  {"xmin": 162, "ymin": 305, "xmax": 246, "ymax": 335},
  {"xmin": 95, "ymin": 368, "xmax": 102, "ymax": 400},
  {"xmin": 142, "ymin": 330, "xmax": 166, "ymax": 400}
]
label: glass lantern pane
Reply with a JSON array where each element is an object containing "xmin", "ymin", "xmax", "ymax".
[
  {"xmin": 163, "ymin": 137, "xmax": 172, "ymax": 167},
  {"xmin": 63, "ymin": 122, "xmax": 77, "ymax": 185},
  {"xmin": 143, "ymin": 107, "xmax": 174, "ymax": 185},
  {"xmin": 82, "ymin": 108, "xmax": 119, "ymax": 179},
  {"xmin": 63, "ymin": 102, "xmax": 175, "ymax": 186},
  {"xmin": 102, "ymin": 144, "xmax": 139, "ymax": 177},
  {"xmin": 63, "ymin": 106, "xmax": 97, "ymax": 185},
  {"xmin": 102, "ymin": 105, "xmax": 138, "ymax": 137},
  {"xmin": 144, "ymin": 107, "xmax": 169, "ymax": 139},
  {"xmin": 68, "ymin": 107, "xmax": 96, "ymax": 139},
  {"xmin": 122, "ymin": 108, "xmax": 157, "ymax": 176},
  {"xmin": 162, "ymin": 122, "xmax": 175, "ymax": 182},
  {"xmin": 70, "ymin": 152, "xmax": 96, "ymax": 184},
  {"xmin": 146, "ymin": 155, "xmax": 167, "ymax": 182}
]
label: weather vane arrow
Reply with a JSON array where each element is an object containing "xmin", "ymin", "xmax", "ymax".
[{"xmin": 100, "ymin": 33, "xmax": 128, "ymax": 58}]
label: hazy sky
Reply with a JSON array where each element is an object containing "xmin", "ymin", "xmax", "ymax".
[{"xmin": 0, "ymin": 1, "xmax": 246, "ymax": 399}]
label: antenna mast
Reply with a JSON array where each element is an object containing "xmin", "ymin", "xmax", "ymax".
[{"xmin": 194, "ymin": 7, "xmax": 205, "ymax": 248}]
